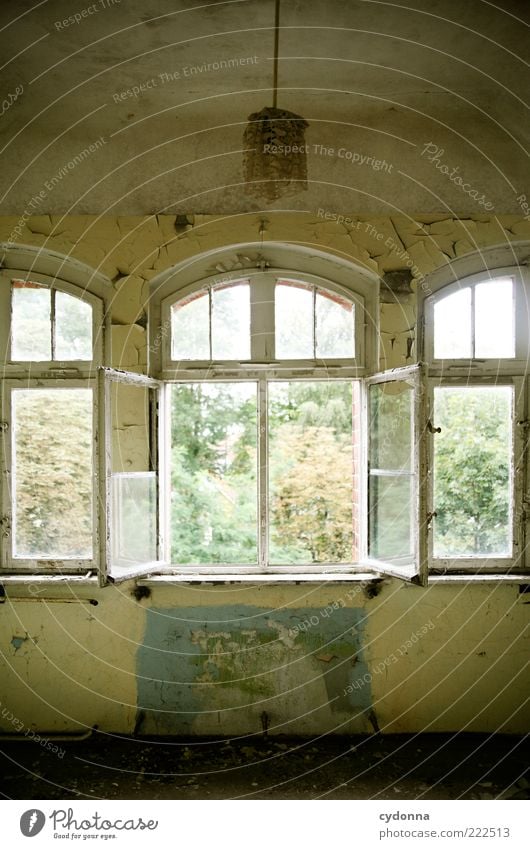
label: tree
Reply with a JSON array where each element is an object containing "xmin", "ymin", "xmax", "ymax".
[{"xmin": 433, "ymin": 387, "xmax": 511, "ymax": 556}]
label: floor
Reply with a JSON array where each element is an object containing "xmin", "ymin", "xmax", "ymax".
[{"xmin": 1, "ymin": 733, "xmax": 528, "ymax": 800}]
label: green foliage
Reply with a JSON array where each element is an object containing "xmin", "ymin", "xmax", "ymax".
[
  {"xmin": 170, "ymin": 384, "xmax": 258, "ymax": 564},
  {"xmin": 14, "ymin": 390, "xmax": 93, "ymax": 558},
  {"xmin": 434, "ymin": 387, "xmax": 511, "ymax": 556},
  {"xmin": 269, "ymin": 424, "xmax": 354, "ymax": 563}
]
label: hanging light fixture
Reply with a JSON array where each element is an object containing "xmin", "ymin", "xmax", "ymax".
[{"xmin": 243, "ymin": 0, "xmax": 309, "ymax": 202}]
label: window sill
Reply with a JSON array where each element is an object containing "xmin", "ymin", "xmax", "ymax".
[
  {"xmin": 428, "ymin": 573, "xmax": 530, "ymax": 585},
  {"xmin": 138, "ymin": 570, "xmax": 381, "ymax": 585}
]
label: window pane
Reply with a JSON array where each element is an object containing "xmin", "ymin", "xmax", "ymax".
[
  {"xmin": 369, "ymin": 381, "xmax": 413, "ymax": 471},
  {"xmin": 433, "ymin": 386, "xmax": 512, "ymax": 557},
  {"xmin": 433, "ymin": 287, "xmax": 471, "ymax": 359},
  {"xmin": 11, "ymin": 285, "xmax": 51, "ymax": 360},
  {"xmin": 368, "ymin": 475, "xmax": 412, "ymax": 561},
  {"xmin": 275, "ymin": 281, "xmax": 313, "ymax": 358},
  {"xmin": 110, "ymin": 383, "xmax": 157, "ymax": 574},
  {"xmin": 212, "ymin": 281, "xmax": 250, "ymax": 359},
  {"xmin": 171, "ymin": 291, "xmax": 209, "ymax": 360},
  {"xmin": 269, "ymin": 381, "xmax": 354, "ymax": 564},
  {"xmin": 112, "ymin": 473, "xmax": 157, "ymax": 567},
  {"xmin": 475, "ymin": 278, "xmax": 514, "ymax": 358},
  {"xmin": 13, "ymin": 389, "xmax": 93, "ymax": 559},
  {"xmin": 55, "ymin": 291, "xmax": 93, "ymax": 360},
  {"xmin": 170, "ymin": 383, "xmax": 258, "ymax": 564},
  {"xmin": 315, "ymin": 290, "xmax": 354, "ymax": 358},
  {"xmin": 111, "ymin": 383, "xmax": 153, "ymax": 474}
]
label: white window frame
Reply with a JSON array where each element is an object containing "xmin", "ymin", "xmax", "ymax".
[
  {"xmin": 0, "ymin": 269, "xmax": 106, "ymax": 376},
  {"xmin": 426, "ymin": 375, "xmax": 525, "ymax": 575},
  {"xmin": 0, "ymin": 247, "xmax": 112, "ymax": 581},
  {"xmin": 98, "ymin": 368, "xmax": 167, "ymax": 586},
  {"xmin": 362, "ymin": 364, "xmax": 429, "ymax": 586},
  {"xmin": 421, "ymin": 253, "xmax": 530, "ymax": 577},
  {"xmin": 0, "ymin": 377, "xmax": 99, "ymax": 574},
  {"xmin": 151, "ymin": 264, "xmax": 433, "ymax": 581},
  {"xmin": 160, "ymin": 270, "xmax": 368, "ymax": 378},
  {"xmin": 423, "ymin": 265, "xmax": 530, "ymax": 376}
]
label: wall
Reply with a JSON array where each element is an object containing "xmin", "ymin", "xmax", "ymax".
[{"xmin": 0, "ymin": 213, "xmax": 529, "ymax": 736}]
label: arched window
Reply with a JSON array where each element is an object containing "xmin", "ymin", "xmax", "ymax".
[
  {"xmin": 0, "ymin": 247, "xmax": 110, "ymax": 580},
  {"xmin": 421, "ymin": 259, "xmax": 530, "ymax": 576},
  {"xmin": 148, "ymin": 253, "xmax": 430, "ymax": 583}
]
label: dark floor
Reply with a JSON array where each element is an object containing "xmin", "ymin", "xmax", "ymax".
[{"xmin": 0, "ymin": 732, "xmax": 528, "ymax": 800}]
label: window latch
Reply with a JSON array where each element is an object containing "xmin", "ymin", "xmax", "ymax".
[
  {"xmin": 427, "ymin": 420, "xmax": 441, "ymax": 434},
  {"xmin": 426, "ymin": 511, "xmax": 437, "ymax": 526},
  {"xmin": 0, "ymin": 515, "xmax": 11, "ymax": 537},
  {"xmin": 0, "ymin": 421, "xmax": 8, "ymax": 432}
]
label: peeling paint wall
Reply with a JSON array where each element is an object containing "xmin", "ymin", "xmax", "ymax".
[{"xmin": 0, "ymin": 213, "xmax": 529, "ymax": 736}]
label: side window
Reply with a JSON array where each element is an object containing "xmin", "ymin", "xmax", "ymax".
[
  {"xmin": 1, "ymin": 265, "xmax": 108, "ymax": 578},
  {"xmin": 424, "ymin": 266, "xmax": 529, "ymax": 574}
]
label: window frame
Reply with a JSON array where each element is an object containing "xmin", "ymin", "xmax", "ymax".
[
  {"xmin": 98, "ymin": 368, "xmax": 167, "ymax": 586},
  {"xmin": 421, "ymin": 258, "xmax": 530, "ymax": 577},
  {"xmin": 0, "ymin": 269, "xmax": 104, "ymax": 375},
  {"xmin": 0, "ymin": 248, "xmax": 112, "ymax": 581},
  {"xmin": 0, "ymin": 377, "xmax": 99, "ymax": 574},
  {"xmin": 426, "ymin": 374, "xmax": 526, "ymax": 575},
  {"xmin": 423, "ymin": 265, "xmax": 530, "ymax": 376},
  {"xmin": 159, "ymin": 269, "xmax": 369, "ymax": 379},
  {"xmin": 362, "ymin": 364, "xmax": 429, "ymax": 586},
  {"xmin": 153, "ymin": 263, "xmax": 376, "ymax": 576}
]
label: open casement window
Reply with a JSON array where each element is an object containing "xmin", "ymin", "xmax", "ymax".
[
  {"xmin": 363, "ymin": 364, "xmax": 429, "ymax": 585},
  {"xmin": 98, "ymin": 369, "xmax": 167, "ymax": 585},
  {"xmin": 1, "ymin": 378, "xmax": 98, "ymax": 574},
  {"xmin": 427, "ymin": 376, "xmax": 526, "ymax": 575}
]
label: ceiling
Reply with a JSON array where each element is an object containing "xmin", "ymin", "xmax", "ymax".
[{"xmin": 0, "ymin": 0, "xmax": 528, "ymax": 214}]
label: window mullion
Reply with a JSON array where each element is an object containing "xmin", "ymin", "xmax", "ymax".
[
  {"xmin": 258, "ymin": 377, "xmax": 268, "ymax": 569},
  {"xmin": 208, "ymin": 288, "xmax": 213, "ymax": 360},
  {"xmin": 50, "ymin": 288, "xmax": 56, "ymax": 360},
  {"xmin": 470, "ymin": 284, "xmax": 476, "ymax": 359}
]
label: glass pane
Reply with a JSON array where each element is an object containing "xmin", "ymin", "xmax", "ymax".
[
  {"xmin": 368, "ymin": 474, "xmax": 412, "ymax": 561},
  {"xmin": 111, "ymin": 383, "xmax": 153, "ymax": 474},
  {"xmin": 171, "ymin": 291, "xmax": 209, "ymax": 360},
  {"xmin": 112, "ymin": 473, "xmax": 157, "ymax": 567},
  {"xmin": 212, "ymin": 281, "xmax": 250, "ymax": 359},
  {"xmin": 275, "ymin": 281, "xmax": 313, "ymax": 358},
  {"xmin": 433, "ymin": 287, "xmax": 471, "ymax": 359},
  {"xmin": 475, "ymin": 278, "xmax": 514, "ymax": 358},
  {"xmin": 110, "ymin": 382, "xmax": 157, "ymax": 574},
  {"xmin": 315, "ymin": 289, "xmax": 354, "ymax": 358},
  {"xmin": 13, "ymin": 388, "xmax": 93, "ymax": 558},
  {"xmin": 170, "ymin": 383, "xmax": 258, "ymax": 564},
  {"xmin": 55, "ymin": 292, "xmax": 93, "ymax": 360},
  {"xmin": 433, "ymin": 386, "xmax": 512, "ymax": 558},
  {"xmin": 269, "ymin": 381, "xmax": 354, "ymax": 564},
  {"xmin": 11, "ymin": 285, "xmax": 51, "ymax": 360},
  {"xmin": 369, "ymin": 381, "xmax": 413, "ymax": 471}
]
